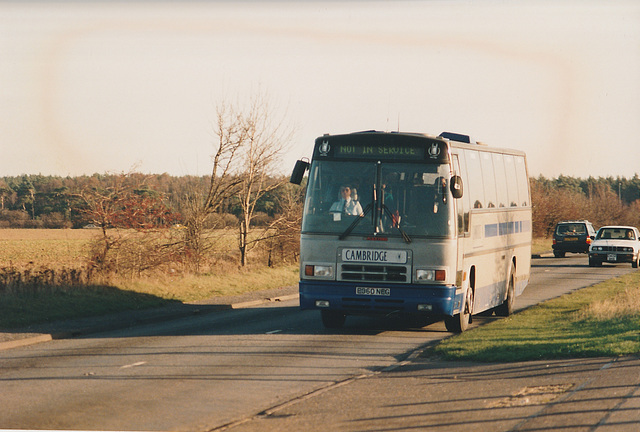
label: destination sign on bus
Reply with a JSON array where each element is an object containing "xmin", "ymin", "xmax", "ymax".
[
  {"xmin": 333, "ymin": 143, "xmax": 425, "ymax": 160},
  {"xmin": 313, "ymin": 133, "xmax": 450, "ymax": 163}
]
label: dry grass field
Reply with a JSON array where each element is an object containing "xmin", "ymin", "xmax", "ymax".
[
  {"xmin": 0, "ymin": 228, "xmax": 299, "ymax": 328},
  {"xmin": 0, "ymin": 228, "xmax": 99, "ymax": 268},
  {"xmin": 531, "ymin": 237, "xmax": 552, "ymax": 256}
]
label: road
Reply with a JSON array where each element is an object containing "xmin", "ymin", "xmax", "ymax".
[{"xmin": 0, "ymin": 255, "xmax": 636, "ymax": 431}]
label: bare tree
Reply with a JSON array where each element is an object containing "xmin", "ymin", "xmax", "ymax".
[
  {"xmin": 263, "ymin": 181, "xmax": 304, "ymax": 266},
  {"xmin": 183, "ymin": 93, "xmax": 293, "ymax": 268},
  {"xmin": 181, "ymin": 101, "xmax": 245, "ymax": 271},
  {"xmin": 233, "ymin": 94, "xmax": 293, "ymax": 266}
]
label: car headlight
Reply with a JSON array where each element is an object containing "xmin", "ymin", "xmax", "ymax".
[
  {"xmin": 623, "ymin": 247, "xmax": 633, "ymax": 252},
  {"xmin": 416, "ymin": 269, "xmax": 446, "ymax": 282},
  {"xmin": 304, "ymin": 264, "xmax": 334, "ymax": 278}
]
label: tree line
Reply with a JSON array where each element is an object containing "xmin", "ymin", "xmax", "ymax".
[
  {"xmin": 530, "ymin": 174, "xmax": 640, "ymax": 238},
  {"xmin": 1, "ymin": 94, "xmax": 303, "ymax": 273},
  {"xmin": 3, "ymin": 172, "xmax": 639, "ymax": 236},
  {"xmin": 0, "ymin": 173, "xmax": 292, "ymax": 230}
]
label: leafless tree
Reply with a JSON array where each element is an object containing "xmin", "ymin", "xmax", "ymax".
[
  {"xmin": 184, "ymin": 93, "xmax": 292, "ymax": 268},
  {"xmin": 262, "ymin": 181, "xmax": 304, "ymax": 266},
  {"xmin": 233, "ymin": 94, "xmax": 292, "ymax": 266},
  {"xmin": 182, "ymin": 101, "xmax": 245, "ymax": 271}
]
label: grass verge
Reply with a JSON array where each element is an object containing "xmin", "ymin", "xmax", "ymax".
[
  {"xmin": 426, "ymin": 270, "xmax": 640, "ymax": 362},
  {"xmin": 0, "ymin": 286, "xmax": 174, "ymax": 329},
  {"xmin": 0, "ymin": 229, "xmax": 300, "ymax": 329},
  {"xmin": 531, "ymin": 237, "xmax": 551, "ymax": 256},
  {"xmin": 0, "ymin": 265, "xmax": 299, "ymax": 329}
]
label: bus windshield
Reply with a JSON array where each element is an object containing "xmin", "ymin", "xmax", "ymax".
[{"xmin": 302, "ymin": 160, "xmax": 453, "ymax": 238}]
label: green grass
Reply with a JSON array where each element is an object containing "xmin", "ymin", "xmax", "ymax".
[{"xmin": 427, "ymin": 271, "xmax": 640, "ymax": 362}]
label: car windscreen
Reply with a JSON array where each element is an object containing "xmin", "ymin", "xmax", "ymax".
[{"xmin": 596, "ymin": 228, "xmax": 636, "ymax": 240}]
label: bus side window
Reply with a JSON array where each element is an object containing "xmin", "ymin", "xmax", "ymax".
[
  {"xmin": 457, "ymin": 151, "xmax": 470, "ymax": 233},
  {"xmin": 481, "ymin": 152, "xmax": 497, "ymax": 208},
  {"xmin": 492, "ymin": 153, "xmax": 508, "ymax": 208},
  {"xmin": 452, "ymin": 154, "xmax": 466, "ymax": 235},
  {"xmin": 515, "ymin": 156, "xmax": 530, "ymax": 206},
  {"xmin": 504, "ymin": 154, "xmax": 519, "ymax": 207},
  {"xmin": 463, "ymin": 149, "xmax": 484, "ymax": 210}
]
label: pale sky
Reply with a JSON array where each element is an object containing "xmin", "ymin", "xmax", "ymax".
[{"xmin": 1, "ymin": 1, "xmax": 639, "ymax": 179}]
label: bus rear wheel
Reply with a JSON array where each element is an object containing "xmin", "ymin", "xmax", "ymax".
[
  {"xmin": 321, "ymin": 310, "xmax": 346, "ymax": 329},
  {"xmin": 444, "ymin": 288, "xmax": 473, "ymax": 333},
  {"xmin": 495, "ymin": 269, "xmax": 515, "ymax": 317}
]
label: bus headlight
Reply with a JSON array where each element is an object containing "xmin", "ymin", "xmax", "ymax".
[
  {"xmin": 305, "ymin": 264, "xmax": 334, "ymax": 278},
  {"xmin": 415, "ymin": 269, "xmax": 446, "ymax": 282}
]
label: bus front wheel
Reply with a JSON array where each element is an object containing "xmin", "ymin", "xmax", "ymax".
[
  {"xmin": 444, "ymin": 288, "xmax": 473, "ymax": 333},
  {"xmin": 321, "ymin": 310, "xmax": 346, "ymax": 329}
]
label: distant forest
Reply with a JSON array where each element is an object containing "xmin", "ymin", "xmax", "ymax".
[
  {"xmin": 0, "ymin": 173, "xmax": 293, "ymax": 230},
  {"xmin": 1, "ymin": 173, "xmax": 639, "ymax": 238},
  {"xmin": 530, "ymin": 174, "xmax": 640, "ymax": 237}
]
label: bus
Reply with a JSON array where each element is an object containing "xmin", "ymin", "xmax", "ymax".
[{"xmin": 290, "ymin": 131, "xmax": 531, "ymax": 332}]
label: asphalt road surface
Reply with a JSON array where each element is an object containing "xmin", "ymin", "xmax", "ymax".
[{"xmin": 0, "ymin": 254, "xmax": 636, "ymax": 431}]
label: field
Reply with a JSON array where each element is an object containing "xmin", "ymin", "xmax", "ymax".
[
  {"xmin": 0, "ymin": 228, "xmax": 99, "ymax": 267},
  {"xmin": 0, "ymin": 230, "xmax": 553, "ymax": 267},
  {"xmin": 0, "ymin": 229, "xmax": 299, "ymax": 328}
]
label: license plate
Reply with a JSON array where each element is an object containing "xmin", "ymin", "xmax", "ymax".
[
  {"xmin": 564, "ymin": 237, "xmax": 578, "ymax": 241},
  {"xmin": 607, "ymin": 254, "xmax": 617, "ymax": 261},
  {"xmin": 356, "ymin": 287, "xmax": 391, "ymax": 296}
]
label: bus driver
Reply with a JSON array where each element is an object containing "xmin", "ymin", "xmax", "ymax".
[{"xmin": 330, "ymin": 185, "xmax": 363, "ymax": 216}]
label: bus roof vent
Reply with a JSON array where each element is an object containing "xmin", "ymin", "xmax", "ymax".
[{"xmin": 438, "ymin": 132, "xmax": 476, "ymax": 144}]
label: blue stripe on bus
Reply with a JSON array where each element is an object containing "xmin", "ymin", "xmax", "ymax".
[{"xmin": 484, "ymin": 220, "xmax": 531, "ymax": 238}]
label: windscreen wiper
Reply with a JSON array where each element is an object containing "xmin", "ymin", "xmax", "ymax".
[
  {"xmin": 382, "ymin": 205, "xmax": 411, "ymax": 244},
  {"xmin": 339, "ymin": 203, "xmax": 411, "ymax": 244},
  {"xmin": 339, "ymin": 203, "xmax": 372, "ymax": 240}
]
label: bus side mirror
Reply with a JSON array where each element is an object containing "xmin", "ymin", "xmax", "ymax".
[
  {"xmin": 450, "ymin": 175, "xmax": 463, "ymax": 199},
  {"xmin": 290, "ymin": 159, "xmax": 309, "ymax": 185}
]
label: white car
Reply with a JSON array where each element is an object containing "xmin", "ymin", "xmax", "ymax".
[{"xmin": 589, "ymin": 226, "xmax": 640, "ymax": 268}]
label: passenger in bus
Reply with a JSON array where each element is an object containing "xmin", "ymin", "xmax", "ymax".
[
  {"xmin": 329, "ymin": 185, "xmax": 363, "ymax": 216},
  {"xmin": 382, "ymin": 184, "xmax": 395, "ymax": 211},
  {"xmin": 382, "ymin": 174, "xmax": 399, "ymax": 211},
  {"xmin": 351, "ymin": 187, "xmax": 359, "ymax": 202}
]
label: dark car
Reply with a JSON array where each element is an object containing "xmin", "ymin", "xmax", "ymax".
[{"xmin": 552, "ymin": 220, "xmax": 596, "ymax": 258}]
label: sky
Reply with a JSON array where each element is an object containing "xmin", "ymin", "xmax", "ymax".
[{"xmin": 1, "ymin": 0, "xmax": 639, "ymax": 179}]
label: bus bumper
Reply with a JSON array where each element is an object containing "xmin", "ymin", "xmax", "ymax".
[{"xmin": 299, "ymin": 280, "xmax": 458, "ymax": 317}]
